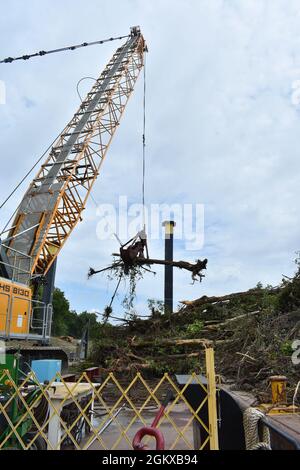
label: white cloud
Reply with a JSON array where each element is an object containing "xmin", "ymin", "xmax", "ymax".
[{"xmin": 291, "ymin": 80, "xmax": 300, "ymax": 107}]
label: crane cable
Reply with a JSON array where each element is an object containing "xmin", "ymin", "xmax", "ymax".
[
  {"xmin": 109, "ymin": 274, "xmax": 123, "ymax": 309},
  {"xmin": 76, "ymin": 76, "xmax": 97, "ymax": 103},
  {"xmin": 105, "ymin": 56, "xmax": 146, "ymax": 308},
  {"xmin": 0, "ymin": 131, "xmax": 66, "ymax": 237},
  {"xmin": 103, "ymin": 53, "xmax": 147, "ymax": 312},
  {"xmin": 142, "ymin": 53, "xmax": 147, "ymax": 229},
  {"xmin": 0, "ymin": 135, "xmax": 58, "ymax": 213},
  {"xmin": 0, "ymin": 34, "xmax": 129, "ymax": 64}
]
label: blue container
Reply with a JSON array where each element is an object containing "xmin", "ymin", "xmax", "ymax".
[{"xmin": 31, "ymin": 359, "xmax": 62, "ymax": 383}]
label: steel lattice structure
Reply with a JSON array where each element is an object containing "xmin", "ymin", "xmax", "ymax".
[{"xmin": 7, "ymin": 27, "xmax": 146, "ymax": 280}]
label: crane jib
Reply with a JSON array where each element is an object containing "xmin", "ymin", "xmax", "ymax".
[
  {"xmin": 5, "ymin": 28, "xmax": 146, "ymax": 282},
  {"xmin": 38, "ymin": 36, "xmax": 136, "ymax": 191}
]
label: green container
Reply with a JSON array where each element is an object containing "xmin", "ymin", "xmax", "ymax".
[{"xmin": 0, "ymin": 354, "xmax": 19, "ymax": 385}]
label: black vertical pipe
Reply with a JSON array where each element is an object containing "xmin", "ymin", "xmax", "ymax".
[
  {"xmin": 162, "ymin": 221, "xmax": 175, "ymax": 313},
  {"xmin": 42, "ymin": 258, "xmax": 57, "ymax": 306},
  {"xmin": 41, "ymin": 259, "xmax": 57, "ymax": 344}
]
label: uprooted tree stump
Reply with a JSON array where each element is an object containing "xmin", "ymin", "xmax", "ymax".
[
  {"xmin": 88, "ymin": 255, "xmax": 208, "ymax": 282},
  {"xmin": 88, "ymin": 242, "xmax": 208, "ymax": 322}
]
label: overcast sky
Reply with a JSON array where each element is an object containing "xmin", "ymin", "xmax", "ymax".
[{"xmin": 1, "ymin": 0, "xmax": 300, "ymax": 318}]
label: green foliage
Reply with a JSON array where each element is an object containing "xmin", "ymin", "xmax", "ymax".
[
  {"xmin": 74, "ymin": 311, "xmax": 100, "ymax": 340},
  {"xmin": 278, "ymin": 253, "xmax": 300, "ymax": 312},
  {"xmin": 122, "ymin": 265, "xmax": 144, "ymax": 317},
  {"xmin": 280, "ymin": 341, "xmax": 294, "ymax": 356},
  {"xmin": 90, "ymin": 323, "xmax": 125, "ymax": 365},
  {"xmin": 105, "ymin": 261, "xmax": 145, "ymax": 318},
  {"xmin": 202, "ymin": 303, "xmax": 227, "ymax": 320},
  {"xmin": 186, "ymin": 319, "xmax": 204, "ymax": 337},
  {"xmin": 147, "ymin": 359, "xmax": 172, "ymax": 375},
  {"xmin": 102, "ymin": 305, "xmax": 113, "ymax": 323},
  {"xmin": 261, "ymin": 291, "xmax": 279, "ymax": 312},
  {"xmin": 69, "ymin": 359, "xmax": 95, "ymax": 374},
  {"xmin": 147, "ymin": 299, "xmax": 164, "ymax": 318},
  {"xmin": 52, "ymin": 288, "xmax": 100, "ymax": 339},
  {"xmin": 52, "ymin": 288, "xmax": 73, "ymax": 336}
]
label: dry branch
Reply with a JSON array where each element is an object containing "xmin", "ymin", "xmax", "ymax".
[
  {"xmin": 180, "ymin": 288, "xmax": 280, "ymax": 308},
  {"xmin": 236, "ymin": 352, "xmax": 257, "ymax": 362},
  {"xmin": 129, "ymin": 351, "xmax": 200, "ymax": 360},
  {"xmin": 203, "ymin": 310, "xmax": 261, "ymax": 331},
  {"xmin": 131, "ymin": 337, "xmax": 212, "ymax": 348}
]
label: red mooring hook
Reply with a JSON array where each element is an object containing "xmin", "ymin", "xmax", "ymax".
[{"xmin": 132, "ymin": 390, "xmax": 174, "ymax": 451}]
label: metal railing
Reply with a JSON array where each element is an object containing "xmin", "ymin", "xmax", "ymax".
[
  {"xmin": 0, "ymin": 242, "xmax": 32, "ymax": 285},
  {"xmin": 30, "ymin": 301, "xmax": 53, "ymax": 340},
  {"xmin": 0, "ymin": 348, "xmax": 219, "ymax": 450}
]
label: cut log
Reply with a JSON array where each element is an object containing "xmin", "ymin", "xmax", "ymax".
[
  {"xmin": 180, "ymin": 288, "xmax": 280, "ymax": 308},
  {"xmin": 101, "ymin": 362, "xmax": 152, "ymax": 372},
  {"xmin": 100, "ymin": 351, "xmax": 204, "ymax": 373},
  {"xmin": 129, "ymin": 351, "xmax": 201, "ymax": 360},
  {"xmin": 203, "ymin": 311, "xmax": 261, "ymax": 330},
  {"xmin": 130, "ymin": 337, "xmax": 212, "ymax": 348}
]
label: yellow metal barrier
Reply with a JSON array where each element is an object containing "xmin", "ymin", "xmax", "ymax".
[{"xmin": 0, "ymin": 348, "xmax": 219, "ymax": 450}]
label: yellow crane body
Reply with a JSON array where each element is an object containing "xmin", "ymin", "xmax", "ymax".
[{"xmin": 0, "ymin": 278, "xmax": 31, "ymax": 336}]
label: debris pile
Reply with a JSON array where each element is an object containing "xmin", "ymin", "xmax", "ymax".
[{"xmin": 89, "ymin": 282, "xmax": 300, "ymax": 401}]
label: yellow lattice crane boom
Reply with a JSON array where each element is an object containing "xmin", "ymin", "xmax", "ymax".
[{"xmin": 0, "ymin": 27, "xmax": 146, "ymax": 342}]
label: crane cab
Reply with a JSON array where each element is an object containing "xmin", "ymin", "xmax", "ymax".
[{"xmin": 0, "ymin": 278, "xmax": 31, "ymax": 336}]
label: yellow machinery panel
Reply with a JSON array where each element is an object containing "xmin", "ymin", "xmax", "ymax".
[
  {"xmin": 0, "ymin": 278, "xmax": 31, "ymax": 336},
  {"xmin": 0, "ymin": 289, "xmax": 9, "ymax": 334}
]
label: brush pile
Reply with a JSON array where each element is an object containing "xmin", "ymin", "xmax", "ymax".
[{"xmin": 89, "ymin": 260, "xmax": 300, "ymax": 401}]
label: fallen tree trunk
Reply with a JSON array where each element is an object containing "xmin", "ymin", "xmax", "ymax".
[
  {"xmin": 215, "ymin": 338, "xmax": 235, "ymax": 345},
  {"xmin": 130, "ymin": 336, "xmax": 237, "ymax": 348},
  {"xmin": 100, "ymin": 353, "xmax": 204, "ymax": 373},
  {"xmin": 128, "ymin": 351, "xmax": 200, "ymax": 360},
  {"xmin": 130, "ymin": 337, "xmax": 212, "ymax": 348},
  {"xmin": 180, "ymin": 288, "xmax": 280, "ymax": 308},
  {"xmin": 203, "ymin": 310, "xmax": 261, "ymax": 331},
  {"xmin": 101, "ymin": 362, "xmax": 152, "ymax": 372}
]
